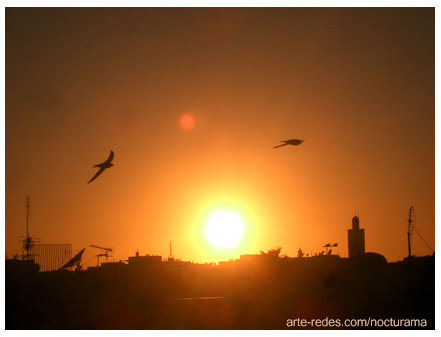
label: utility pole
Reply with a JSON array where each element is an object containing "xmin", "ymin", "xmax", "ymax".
[
  {"xmin": 408, "ymin": 206, "xmax": 414, "ymax": 259},
  {"xmin": 407, "ymin": 206, "xmax": 414, "ymax": 288}
]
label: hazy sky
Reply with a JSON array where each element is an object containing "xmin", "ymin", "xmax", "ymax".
[{"xmin": 5, "ymin": 7, "xmax": 434, "ymax": 266}]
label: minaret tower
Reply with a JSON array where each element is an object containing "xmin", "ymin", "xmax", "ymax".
[{"xmin": 347, "ymin": 215, "xmax": 365, "ymax": 258}]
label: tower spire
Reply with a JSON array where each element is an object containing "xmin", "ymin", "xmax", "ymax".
[{"xmin": 348, "ymin": 214, "xmax": 365, "ymax": 258}]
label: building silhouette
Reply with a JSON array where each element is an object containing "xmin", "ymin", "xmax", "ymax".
[{"xmin": 348, "ymin": 215, "xmax": 365, "ymax": 258}]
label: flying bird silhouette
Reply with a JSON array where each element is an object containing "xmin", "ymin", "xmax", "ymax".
[
  {"xmin": 87, "ymin": 151, "xmax": 114, "ymax": 184},
  {"xmin": 273, "ymin": 139, "xmax": 304, "ymax": 149}
]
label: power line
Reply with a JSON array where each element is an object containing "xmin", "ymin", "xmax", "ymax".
[{"xmin": 413, "ymin": 227, "xmax": 434, "ymax": 253}]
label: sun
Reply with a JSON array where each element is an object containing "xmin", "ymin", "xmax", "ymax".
[{"xmin": 205, "ymin": 211, "xmax": 245, "ymax": 248}]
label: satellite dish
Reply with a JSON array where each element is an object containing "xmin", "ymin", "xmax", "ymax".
[{"xmin": 60, "ymin": 248, "xmax": 85, "ymax": 270}]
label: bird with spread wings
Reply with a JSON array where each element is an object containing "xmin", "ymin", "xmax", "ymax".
[
  {"xmin": 273, "ymin": 139, "xmax": 304, "ymax": 149},
  {"xmin": 87, "ymin": 151, "xmax": 114, "ymax": 184}
]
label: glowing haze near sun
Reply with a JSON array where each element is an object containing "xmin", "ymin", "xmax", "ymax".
[
  {"xmin": 205, "ymin": 211, "xmax": 245, "ymax": 248},
  {"xmin": 179, "ymin": 113, "xmax": 196, "ymax": 131}
]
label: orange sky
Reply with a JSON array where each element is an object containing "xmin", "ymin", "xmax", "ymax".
[{"xmin": 5, "ymin": 8, "xmax": 434, "ymax": 267}]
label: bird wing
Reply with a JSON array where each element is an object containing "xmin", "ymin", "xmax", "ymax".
[
  {"xmin": 87, "ymin": 167, "xmax": 106, "ymax": 184},
  {"xmin": 94, "ymin": 150, "xmax": 114, "ymax": 167},
  {"xmin": 273, "ymin": 143, "xmax": 288, "ymax": 149},
  {"xmin": 106, "ymin": 150, "xmax": 114, "ymax": 164}
]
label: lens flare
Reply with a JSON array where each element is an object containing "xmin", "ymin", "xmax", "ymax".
[{"xmin": 179, "ymin": 113, "xmax": 196, "ymax": 131}]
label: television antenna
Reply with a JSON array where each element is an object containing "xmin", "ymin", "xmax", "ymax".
[
  {"xmin": 90, "ymin": 245, "xmax": 113, "ymax": 266},
  {"xmin": 168, "ymin": 241, "xmax": 175, "ymax": 261},
  {"xmin": 20, "ymin": 195, "xmax": 41, "ymax": 260},
  {"xmin": 407, "ymin": 207, "xmax": 433, "ymax": 256}
]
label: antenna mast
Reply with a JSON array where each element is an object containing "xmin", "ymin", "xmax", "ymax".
[
  {"xmin": 90, "ymin": 245, "xmax": 113, "ymax": 267},
  {"xmin": 24, "ymin": 195, "xmax": 32, "ymax": 260},
  {"xmin": 25, "ymin": 195, "xmax": 31, "ymax": 241},
  {"xmin": 168, "ymin": 241, "xmax": 175, "ymax": 261}
]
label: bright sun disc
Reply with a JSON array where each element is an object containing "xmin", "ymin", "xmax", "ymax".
[{"xmin": 205, "ymin": 211, "xmax": 245, "ymax": 248}]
